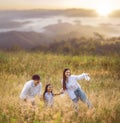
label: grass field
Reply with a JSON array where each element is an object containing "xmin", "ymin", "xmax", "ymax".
[{"xmin": 0, "ymin": 51, "xmax": 120, "ymax": 123}]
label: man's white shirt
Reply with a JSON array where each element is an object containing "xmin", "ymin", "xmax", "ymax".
[{"xmin": 20, "ymin": 80, "xmax": 42, "ymax": 100}]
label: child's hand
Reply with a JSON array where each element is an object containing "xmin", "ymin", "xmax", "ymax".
[{"xmin": 60, "ymin": 91, "xmax": 63, "ymax": 94}]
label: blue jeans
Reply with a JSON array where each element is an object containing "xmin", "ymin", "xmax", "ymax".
[{"xmin": 72, "ymin": 88, "xmax": 92, "ymax": 108}]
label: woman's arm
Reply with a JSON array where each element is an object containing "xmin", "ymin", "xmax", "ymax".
[{"xmin": 74, "ymin": 73, "xmax": 90, "ymax": 81}]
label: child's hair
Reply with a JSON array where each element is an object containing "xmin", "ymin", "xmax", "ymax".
[{"xmin": 43, "ymin": 84, "xmax": 53, "ymax": 101}]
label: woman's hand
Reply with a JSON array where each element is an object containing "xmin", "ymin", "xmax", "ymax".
[{"xmin": 85, "ymin": 73, "xmax": 90, "ymax": 81}]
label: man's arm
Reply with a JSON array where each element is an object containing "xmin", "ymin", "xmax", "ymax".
[
  {"xmin": 20, "ymin": 83, "xmax": 29, "ymax": 101},
  {"xmin": 38, "ymin": 83, "xmax": 42, "ymax": 100}
]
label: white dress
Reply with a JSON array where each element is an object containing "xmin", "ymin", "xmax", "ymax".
[{"xmin": 45, "ymin": 92, "xmax": 54, "ymax": 106}]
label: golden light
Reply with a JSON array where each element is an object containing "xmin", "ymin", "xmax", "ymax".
[{"xmin": 96, "ymin": 2, "xmax": 113, "ymax": 16}]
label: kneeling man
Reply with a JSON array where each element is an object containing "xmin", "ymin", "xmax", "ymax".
[{"xmin": 20, "ymin": 74, "xmax": 42, "ymax": 105}]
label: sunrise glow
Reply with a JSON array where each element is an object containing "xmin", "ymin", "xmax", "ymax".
[{"xmin": 95, "ymin": 2, "xmax": 113, "ymax": 16}]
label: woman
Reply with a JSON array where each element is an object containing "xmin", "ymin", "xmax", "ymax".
[{"xmin": 62, "ymin": 68, "xmax": 92, "ymax": 110}]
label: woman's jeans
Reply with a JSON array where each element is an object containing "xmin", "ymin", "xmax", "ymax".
[{"xmin": 72, "ymin": 88, "xmax": 92, "ymax": 109}]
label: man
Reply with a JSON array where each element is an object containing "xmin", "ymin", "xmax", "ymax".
[{"xmin": 20, "ymin": 74, "xmax": 42, "ymax": 105}]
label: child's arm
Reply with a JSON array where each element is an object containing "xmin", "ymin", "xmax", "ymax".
[{"xmin": 53, "ymin": 92, "xmax": 63, "ymax": 96}]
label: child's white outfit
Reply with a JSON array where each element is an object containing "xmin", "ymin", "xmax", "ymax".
[{"xmin": 45, "ymin": 92, "xmax": 54, "ymax": 106}]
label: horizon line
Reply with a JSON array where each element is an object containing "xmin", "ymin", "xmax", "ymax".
[{"xmin": 0, "ymin": 7, "xmax": 120, "ymax": 11}]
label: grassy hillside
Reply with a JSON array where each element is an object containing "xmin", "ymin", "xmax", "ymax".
[
  {"xmin": 33, "ymin": 36, "xmax": 120, "ymax": 56},
  {"xmin": 0, "ymin": 51, "xmax": 120, "ymax": 123},
  {"xmin": 0, "ymin": 31, "xmax": 120, "ymax": 51}
]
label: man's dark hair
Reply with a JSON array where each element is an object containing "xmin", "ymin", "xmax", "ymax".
[{"xmin": 32, "ymin": 74, "xmax": 40, "ymax": 80}]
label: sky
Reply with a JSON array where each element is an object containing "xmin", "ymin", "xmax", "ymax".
[{"xmin": 0, "ymin": 0, "xmax": 120, "ymax": 10}]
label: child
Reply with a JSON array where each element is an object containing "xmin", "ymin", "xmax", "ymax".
[{"xmin": 43, "ymin": 84, "xmax": 62, "ymax": 107}]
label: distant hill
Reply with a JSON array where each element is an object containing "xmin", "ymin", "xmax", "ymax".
[
  {"xmin": 0, "ymin": 31, "xmax": 51, "ymax": 50},
  {"xmin": 109, "ymin": 10, "xmax": 120, "ymax": 17},
  {"xmin": 33, "ymin": 37, "xmax": 120, "ymax": 55},
  {"xmin": 0, "ymin": 9, "xmax": 98, "ymax": 19},
  {"xmin": 0, "ymin": 31, "xmax": 120, "ymax": 55},
  {"xmin": 0, "ymin": 9, "xmax": 120, "ymax": 19}
]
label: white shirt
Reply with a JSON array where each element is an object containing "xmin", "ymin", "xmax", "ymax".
[
  {"xmin": 62, "ymin": 73, "xmax": 90, "ymax": 100},
  {"xmin": 20, "ymin": 80, "xmax": 42, "ymax": 100},
  {"xmin": 45, "ymin": 92, "xmax": 54, "ymax": 106}
]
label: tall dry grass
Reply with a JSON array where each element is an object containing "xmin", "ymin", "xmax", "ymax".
[{"xmin": 0, "ymin": 51, "xmax": 120, "ymax": 123}]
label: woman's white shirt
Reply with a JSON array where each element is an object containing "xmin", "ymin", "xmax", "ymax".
[{"xmin": 62, "ymin": 73, "xmax": 90, "ymax": 100}]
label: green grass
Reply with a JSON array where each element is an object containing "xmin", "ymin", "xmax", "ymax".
[{"xmin": 0, "ymin": 51, "xmax": 120, "ymax": 123}]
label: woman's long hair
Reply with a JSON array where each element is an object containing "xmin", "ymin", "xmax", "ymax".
[
  {"xmin": 43, "ymin": 84, "xmax": 53, "ymax": 101},
  {"xmin": 63, "ymin": 68, "xmax": 70, "ymax": 90}
]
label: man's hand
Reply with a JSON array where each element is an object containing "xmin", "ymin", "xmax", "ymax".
[
  {"xmin": 39, "ymin": 96, "xmax": 43, "ymax": 101},
  {"xmin": 24, "ymin": 98, "xmax": 27, "ymax": 102}
]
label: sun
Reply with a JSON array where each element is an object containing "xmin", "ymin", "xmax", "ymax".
[{"xmin": 96, "ymin": 3, "xmax": 113, "ymax": 16}]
